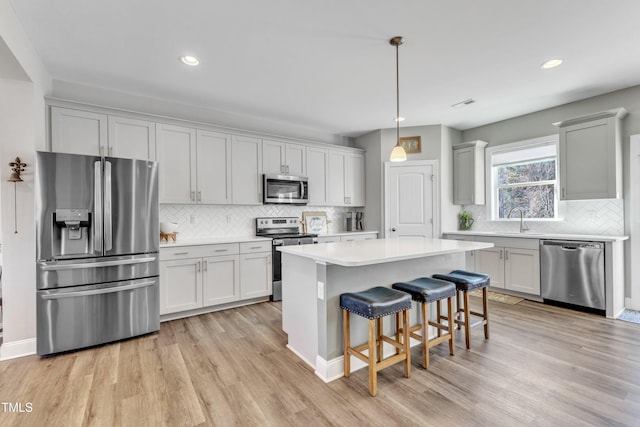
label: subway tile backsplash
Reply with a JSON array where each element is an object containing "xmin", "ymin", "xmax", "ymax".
[
  {"xmin": 159, "ymin": 204, "xmax": 355, "ymax": 238},
  {"xmin": 461, "ymin": 199, "xmax": 624, "ymax": 236}
]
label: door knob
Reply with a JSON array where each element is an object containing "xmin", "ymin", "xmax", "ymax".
[{"xmin": 391, "ymin": 228, "xmax": 396, "ymax": 232}]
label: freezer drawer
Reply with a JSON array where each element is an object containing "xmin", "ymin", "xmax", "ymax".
[
  {"xmin": 37, "ymin": 277, "xmax": 159, "ymax": 355},
  {"xmin": 37, "ymin": 253, "xmax": 159, "ymax": 290}
]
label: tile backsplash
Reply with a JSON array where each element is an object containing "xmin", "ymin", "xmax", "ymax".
[
  {"xmin": 460, "ymin": 199, "xmax": 624, "ymax": 236},
  {"xmin": 159, "ymin": 204, "xmax": 357, "ymax": 238}
]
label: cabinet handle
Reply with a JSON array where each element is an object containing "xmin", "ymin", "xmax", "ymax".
[
  {"xmin": 197, "ymin": 261, "xmax": 201, "ymax": 272},
  {"xmin": 505, "ymin": 250, "xmax": 509, "ymax": 260},
  {"xmin": 499, "ymin": 250, "xmax": 503, "ymax": 260},
  {"xmin": 562, "ymin": 188, "xmax": 565, "ymax": 199},
  {"xmin": 173, "ymin": 252, "xmax": 189, "ymax": 256},
  {"xmin": 286, "ymin": 165, "xmax": 290, "ymax": 173},
  {"xmin": 191, "ymin": 191, "xmax": 195, "ymax": 202},
  {"xmin": 204, "ymin": 260, "xmax": 208, "ymax": 272},
  {"xmin": 197, "ymin": 191, "xmax": 202, "ymax": 202},
  {"xmin": 250, "ymin": 246, "xmax": 262, "ymax": 249},
  {"xmin": 108, "ymin": 146, "xmax": 113, "ymax": 156},
  {"xmin": 99, "ymin": 146, "xmax": 104, "ymax": 156},
  {"xmin": 214, "ymin": 249, "xmax": 227, "ymax": 252}
]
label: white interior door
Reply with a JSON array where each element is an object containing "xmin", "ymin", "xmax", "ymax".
[
  {"xmin": 628, "ymin": 134, "xmax": 640, "ymax": 310},
  {"xmin": 384, "ymin": 161, "xmax": 439, "ymax": 238}
]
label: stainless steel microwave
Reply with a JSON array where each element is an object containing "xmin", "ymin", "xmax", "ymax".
[{"xmin": 263, "ymin": 174, "xmax": 308, "ymax": 205}]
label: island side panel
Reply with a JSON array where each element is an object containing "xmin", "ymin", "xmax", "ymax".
[
  {"xmin": 323, "ymin": 252, "xmax": 465, "ymax": 360},
  {"xmin": 281, "ymin": 252, "xmax": 319, "ymax": 367}
]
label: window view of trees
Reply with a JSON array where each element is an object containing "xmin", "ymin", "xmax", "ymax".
[{"xmin": 495, "ymin": 158, "xmax": 556, "ymax": 218}]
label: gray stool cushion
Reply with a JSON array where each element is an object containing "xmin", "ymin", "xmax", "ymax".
[
  {"xmin": 392, "ymin": 277, "xmax": 456, "ymax": 303},
  {"xmin": 340, "ymin": 286, "xmax": 411, "ymax": 320},
  {"xmin": 433, "ymin": 270, "xmax": 490, "ymax": 292}
]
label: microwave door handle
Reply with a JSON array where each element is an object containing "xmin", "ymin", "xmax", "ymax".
[
  {"xmin": 301, "ymin": 181, "xmax": 306, "ymax": 200},
  {"xmin": 94, "ymin": 160, "xmax": 103, "ymax": 254},
  {"xmin": 104, "ymin": 160, "xmax": 113, "ymax": 251}
]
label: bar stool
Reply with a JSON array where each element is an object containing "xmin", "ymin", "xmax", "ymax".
[
  {"xmin": 392, "ymin": 277, "xmax": 456, "ymax": 369},
  {"xmin": 340, "ymin": 286, "xmax": 412, "ymax": 396},
  {"xmin": 433, "ymin": 270, "xmax": 490, "ymax": 349}
]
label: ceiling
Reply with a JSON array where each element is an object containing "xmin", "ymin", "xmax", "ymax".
[{"xmin": 9, "ymin": 0, "xmax": 640, "ymax": 138}]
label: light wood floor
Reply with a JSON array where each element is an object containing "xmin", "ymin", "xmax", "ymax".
[{"xmin": 1, "ymin": 299, "xmax": 640, "ymax": 426}]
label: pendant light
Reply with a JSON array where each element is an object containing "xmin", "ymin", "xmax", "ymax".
[{"xmin": 389, "ymin": 36, "xmax": 407, "ymax": 162}]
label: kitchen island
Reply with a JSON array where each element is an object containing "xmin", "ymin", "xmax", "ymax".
[{"xmin": 278, "ymin": 237, "xmax": 493, "ymax": 382}]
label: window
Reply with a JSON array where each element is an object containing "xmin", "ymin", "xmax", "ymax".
[{"xmin": 488, "ymin": 136, "xmax": 559, "ymax": 220}]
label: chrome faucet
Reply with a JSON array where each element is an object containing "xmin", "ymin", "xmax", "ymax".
[{"xmin": 507, "ymin": 207, "xmax": 530, "ymax": 233}]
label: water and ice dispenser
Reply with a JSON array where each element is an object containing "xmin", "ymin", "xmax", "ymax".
[{"xmin": 52, "ymin": 208, "xmax": 91, "ymax": 258}]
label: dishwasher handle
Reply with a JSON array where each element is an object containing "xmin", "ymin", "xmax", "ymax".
[{"xmin": 540, "ymin": 240, "xmax": 603, "ymax": 250}]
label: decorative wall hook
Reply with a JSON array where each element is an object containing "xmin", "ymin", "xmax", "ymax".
[
  {"xmin": 8, "ymin": 157, "xmax": 26, "ymax": 182},
  {"xmin": 8, "ymin": 156, "xmax": 27, "ymax": 233}
]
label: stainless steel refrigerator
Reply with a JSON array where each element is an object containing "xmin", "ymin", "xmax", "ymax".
[{"xmin": 35, "ymin": 151, "xmax": 160, "ymax": 355}]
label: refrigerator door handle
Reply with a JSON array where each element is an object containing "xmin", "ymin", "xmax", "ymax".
[
  {"xmin": 104, "ymin": 161, "xmax": 113, "ymax": 251},
  {"xmin": 41, "ymin": 280, "xmax": 157, "ymax": 300},
  {"xmin": 40, "ymin": 256, "xmax": 157, "ymax": 271},
  {"xmin": 94, "ymin": 161, "xmax": 103, "ymax": 253}
]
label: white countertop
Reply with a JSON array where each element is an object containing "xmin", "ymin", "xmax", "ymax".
[
  {"xmin": 277, "ymin": 237, "xmax": 493, "ymax": 267},
  {"xmin": 160, "ymin": 235, "xmax": 271, "ymax": 248},
  {"xmin": 317, "ymin": 230, "xmax": 378, "ymax": 237},
  {"xmin": 443, "ymin": 230, "xmax": 628, "ymax": 242}
]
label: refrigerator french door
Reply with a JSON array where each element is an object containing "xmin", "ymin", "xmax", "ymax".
[{"xmin": 36, "ymin": 151, "xmax": 160, "ymax": 355}]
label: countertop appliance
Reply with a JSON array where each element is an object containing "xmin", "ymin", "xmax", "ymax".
[
  {"xmin": 540, "ymin": 239, "xmax": 605, "ymax": 314},
  {"xmin": 35, "ymin": 151, "xmax": 160, "ymax": 355},
  {"xmin": 263, "ymin": 174, "xmax": 308, "ymax": 205},
  {"xmin": 346, "ymin": 211, "xmax": 364, "ymax": 231},
  {"xmin": 256, "ymin": 217, "xmax": 317, "ymax": 301}
]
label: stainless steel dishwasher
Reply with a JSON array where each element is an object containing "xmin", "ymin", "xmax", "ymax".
[{"xmin": 540, "ymin": 240, "xmax": 605, "ymax": 314}]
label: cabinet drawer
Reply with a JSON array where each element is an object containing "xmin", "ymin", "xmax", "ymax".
[
  {"xmin": 160, "ymin": 247, "xmax": 202, "ymax": 261},
  {"xmin": 200, "ymin": 243, "xmax": 240, "ymax": 257},
  {"xmin": 240, "ymin": 241, "xmax": 272, "ymax": 254}
]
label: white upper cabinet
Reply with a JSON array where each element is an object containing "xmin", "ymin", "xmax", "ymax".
[
  {"xmin": 107, "ymin": 116, "xmax": 156, "ymax": 160},
  {"xmin": 346, "ymin": 153, "xmax": 365, "ymax": 206},
  {"xmin": 156, "ymin": 123, "xmax": 197, "ymax": 204},
  {"xmin": 231, "ymin": 135, "xmax": 263, "ymax": 205},
  {"xmin": 556, "ymin": 109, "xmax": 626, "ymax": 200},
  {"xmin": 327, "ymin": 150, "xmax": 365, "ymax": 206},
  {"xmin": 306, "ymin": 146, "xmax": 329, "ymax": 205},
  {"xmin": 263, "ymin": 139, "xmax": 306, "ymax": 176},
  {"xmin": 453, "ymin": 140, "xmax": 487, "ymax": 205},
  {"xmin": 51, "ymin": 107, "xmax": 155, "ymax": 160},
  {"xmin": 327, "ymin": 151, "xmax": 346, "ymax": 206},
  {"xmin": 51, "ymin": 107, "xmax": 108, "ymax": 156},
  {"xmin": 197, "ymin": 130, "xmax": 232, "ymax": 204}
]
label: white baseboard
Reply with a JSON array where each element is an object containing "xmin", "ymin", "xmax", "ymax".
[
  {"xmin": 0, "ymin": 338, "xmax": 36, "ymax": 361},
  {"xmin": 285, "ymin": 344, "xmax": 316, "ymax": 369},
  {"xmin": 625, "ymin": 297, "xmax": 640, "ymax": 311}
]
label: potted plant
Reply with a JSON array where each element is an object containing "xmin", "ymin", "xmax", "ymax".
[{"xmin": 458, "ymin": 211, "xmax": 474, "ymax": 230}]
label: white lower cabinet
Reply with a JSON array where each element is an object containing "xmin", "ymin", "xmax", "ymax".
[
  {"xmin": 202, "ymin": 255, "xmax": 239, "ymax": 306},
  {"xmin": 240, "ymin": 253, "xmax": 272, "ymax": 299},
  {"xmin": 159, "ymin": 258, "xmax": 203, "ymax": 314},
  {"xmin": 476, "ymin": 246, "xmax": 540, "ymax": 295},
  {"xmin": 159, "ymin": 241, "xmax": 271, "ymax": 316}
]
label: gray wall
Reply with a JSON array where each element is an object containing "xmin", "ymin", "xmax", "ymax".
[
  {"xmin": 52, "ymin": 80, "xmax": 355, "ymax": 147},
  {"xmin": 462, "ymin": 84, "xmax": 640, "ymax": 298}
]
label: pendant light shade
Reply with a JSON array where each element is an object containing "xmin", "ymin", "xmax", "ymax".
[
  {"xmin": 389, "ymin": 36, "xmax": 407, "ymax": 162},
  {"xmin": 390, "ymin": 145, "xmax": 407, "ymax": 161}
]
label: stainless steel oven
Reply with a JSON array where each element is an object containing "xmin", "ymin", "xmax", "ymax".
[
  {"xmin": 263, "ymin": 174, "xmax": 308, "ymax": 205},
  {"xmin": 256, "ymin": 217, "xmax": 317, "ymax": 301}
]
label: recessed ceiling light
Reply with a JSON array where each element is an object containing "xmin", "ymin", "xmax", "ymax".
[
  {"xmin": 542, "ymin": 58, "xmax": 563, "ymax": 69},
  {"xmin": 179, "ymin": 55, "xmax": 200, "ymax": 66},
  {"xmin": 395, "ymin": 117, "xmax": 405, "ymax": 122}
]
